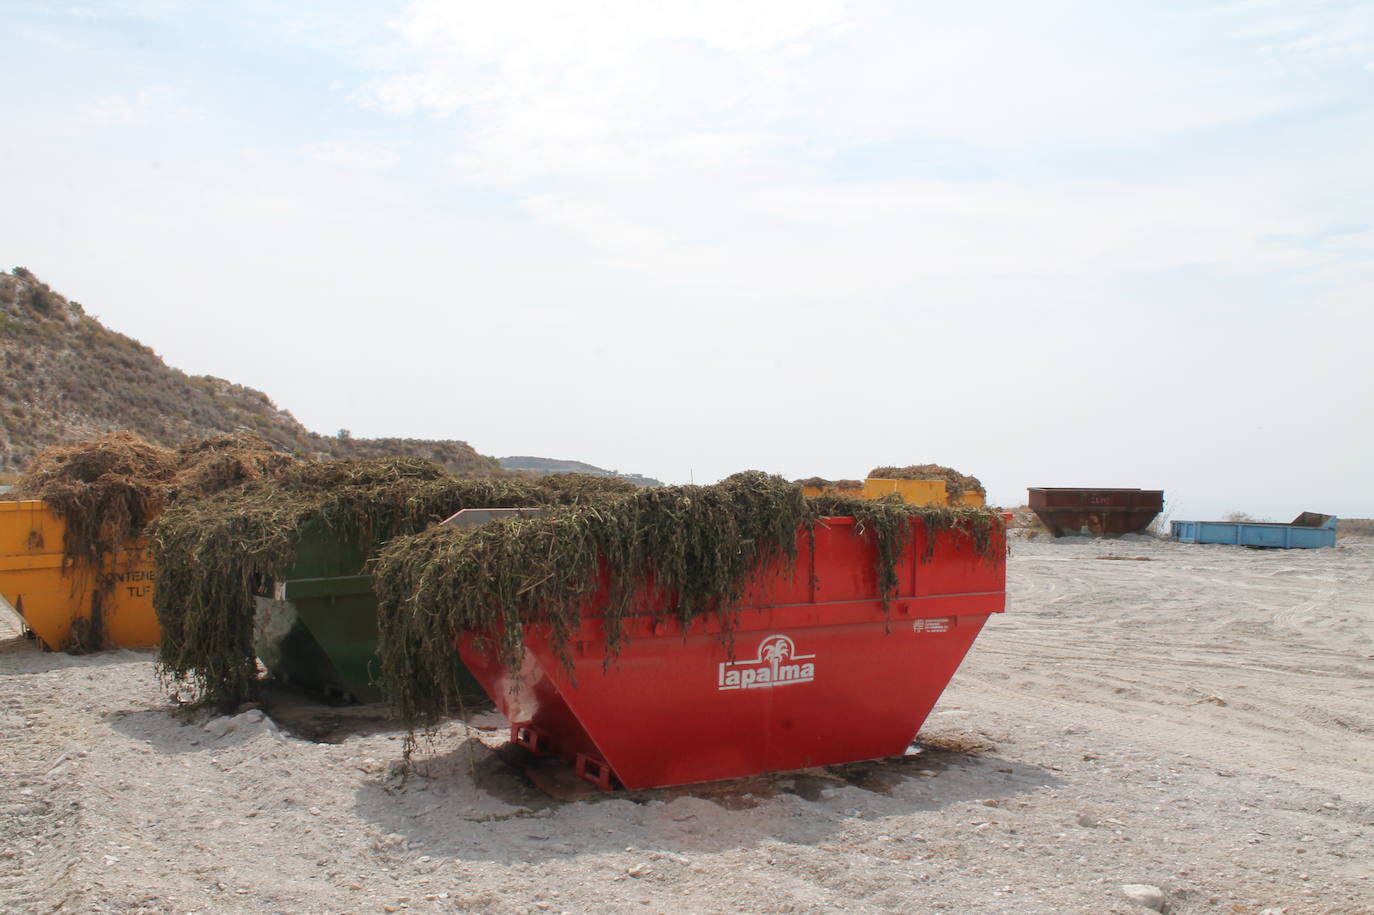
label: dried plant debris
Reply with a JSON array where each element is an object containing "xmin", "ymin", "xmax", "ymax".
[
  {"xmin": 867, "ymin": 464, "xmax": 985, "ymax": 500},
  {"xmin": 521, "ymin": 472, "xmax": 637, "ymax": 502},
  {"xmin": 8, "ymin": 431, "xmax": 178, "ymax": 571},
  {"xmin": 170, "ymin": 434, "xmax": 298, "ymax": 498},
  {"xmin": 794, "ymin": 477, "xmax": 863, "ymax": 492},
  {"xmin": 150, "ymin": 459, "xmax": 634, "ymax": 707},
  {"xmin": 5, "ymin": 431, "xmax": 296, "ymax": 651},
  {"xmin": 374, "ymin": 477, "xmax": 1002, "ymax": 740},
  {"xmin": 917, "ymin": 732, "xmax": 996, "ymax": 755}
]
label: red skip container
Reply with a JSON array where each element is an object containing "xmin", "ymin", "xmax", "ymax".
[{"xmin": 459, "ymin": 516, "xmax": 1006, "ymax": 790}]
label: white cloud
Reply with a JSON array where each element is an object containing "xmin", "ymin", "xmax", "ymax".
[
  {"xmin": 79, "ymin": 86, "xmax": 193, "ymax": 126},
  {"xmin": 751, "ymin": 179, "xmax": 1321, "ymax": 276},
  {"xmin": 358, "ymin": 0, "xmax": 848, "ymax": 181},
  {"xmin": 392, "ymin": 0, "xmax": 847, "ymax": 60},
  {"xmin": 302, "ymin": 140, "xmax": 402, "ymax": 171},
  {"xmin": 65, "ymin": 0, "xmax": 189, "ymax": 20},
  {"xmin": 1227, "ymin": 0, "xmax": 1374, "ymax": 71},
  {"xmin": 520, "ymin": 194, "xmax": 667, "ymax": 255},
  {"xmin": 340, "ymin": 0, "xmax": 1374, "ymax": 198}
]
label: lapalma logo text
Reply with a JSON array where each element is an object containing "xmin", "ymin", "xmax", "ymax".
[{"xmin": 717, "ymin": 634, "xmax": 816, "ymax": 691}]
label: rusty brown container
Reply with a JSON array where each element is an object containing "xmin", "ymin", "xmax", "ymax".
[{"xmin": 1027, "ymin": 488, "xmax": 1164, "ymax": 537}]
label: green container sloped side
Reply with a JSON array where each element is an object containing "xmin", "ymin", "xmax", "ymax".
[
  {"xmin": 252, "ymin": 522, "xmax": 378, "ymax": 702},
  {"xmin": 255, "ymin": 572, "xmax": 482, "ymax": 705},
  {"xmin": 255, "ymin": 575, "xmax": 383, "ymax": 703},
  {"xmin": 255, "ymin": 595, "xmax": 359, "ymax": 700}
]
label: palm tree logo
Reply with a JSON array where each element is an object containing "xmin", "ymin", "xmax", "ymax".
[{"xmin": 759, "ymin": 636, "xmax": 793, "ymax": 679}]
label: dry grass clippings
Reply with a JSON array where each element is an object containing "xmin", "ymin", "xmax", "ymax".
[{"xmin": 867, "ymin": 464, "xmax": 984, "ymax": 500}]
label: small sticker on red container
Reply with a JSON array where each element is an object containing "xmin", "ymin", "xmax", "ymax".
[{"xmin": 912, "ymin": 617, "xmax": 955, "ymax": 633}]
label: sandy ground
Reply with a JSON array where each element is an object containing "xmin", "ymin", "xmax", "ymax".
[{"xmin": 2, "ymin": 534, "xmax": 1371, "ymax": 915}]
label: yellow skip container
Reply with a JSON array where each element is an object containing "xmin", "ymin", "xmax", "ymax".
[
  {"xmin": 861, "ymin": 478, "xmax": 949, "ymax": 505},
  {"xmin": 0, "ymin": 500, "xmax": 160, "ymax": 650},
  {"xmin": 864, "ymin": 479, "xmax": 985, "ymax": 506},
  {"xmin": 803, "ymin": 479, "xmax": 986, "ymax": 507}
]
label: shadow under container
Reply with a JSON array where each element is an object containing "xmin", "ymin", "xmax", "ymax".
[
  {"xmin": 0, "ymin": 500, "xmax": 159, "ymax": 650},
  {"xmin": 1027, "ymin": 487, "xmax": 1163, "ymax": 537},
  {"xmin": 458, "ymin": 514, "xmax": 1006, "ymax": 791}
]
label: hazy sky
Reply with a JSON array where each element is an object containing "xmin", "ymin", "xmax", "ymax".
[{"xmin": 3, "ymin": 1, "xmax": 1371, "ymax": 520}]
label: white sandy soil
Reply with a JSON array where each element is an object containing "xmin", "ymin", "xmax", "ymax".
[{"xmin": 2, "ymin": 535, "xmax": 1371, "ymax": 915}]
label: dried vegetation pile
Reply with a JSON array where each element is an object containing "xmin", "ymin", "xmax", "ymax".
[
  {"xmin": 794, "ymin": 477, "xmax": 863, "ymax": 492},
  {"xmin": 375, "ymin": 475, "xmax": 1001, "ymax": 738},
  {"xmin": 867, "ymin": 464, "xmax": 985, "ymax": 500},
  {"xmin": 150, "ymin": 460, "xmax": 635, "ymax": 706},
  {"xmin": 4, "ymin": 431, "xmax": 295, "ymax": 649}
]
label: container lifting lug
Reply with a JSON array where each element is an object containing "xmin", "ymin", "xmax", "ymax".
[
  {"xmin": 576, "ymin": 753, "xmax": 614, "ymax": 791},
  {"xmin": 512, "ymin": 723, "xmax": 549, "ymax": 756}
]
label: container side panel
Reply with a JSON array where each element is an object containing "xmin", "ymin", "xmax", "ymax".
[
  {"xmin": 809, "ymin": 521, "xmax": 882, "ymax": 603},
  {"xmin": 292, "ymin": 593, "xmax": 391, "ymax": 703},
  {"xmin": 0, "ymin": 502, "xmax": 159, "ymax": 650},
  {"xmin": 740, "ymin": 530, "xmax": 815, "ymax": 608},
  {"xmin": 917, "ymin": 526, "xmax": 1005, "ymax": 597}
]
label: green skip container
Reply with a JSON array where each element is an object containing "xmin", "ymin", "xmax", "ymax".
[
  {"xmin": 252, "ymin": 523, "xmax": 387, "ymax": 702},
  {"xmin": 253, "ymin": 510, "xmax": 539, "ymax": 703}
]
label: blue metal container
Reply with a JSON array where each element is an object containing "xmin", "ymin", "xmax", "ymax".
[{"xmin": 1170, "ymin": 512, "xmax": 1336, "ymax": 549}]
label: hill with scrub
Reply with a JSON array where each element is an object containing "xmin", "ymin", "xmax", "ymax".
[
  {"xmin": 498, "ymin": 455, "xmax": 663, "ymax": 487},
  {"xmin": 0, "ymin": 268, "xmax": 500, "ymax": 475}
]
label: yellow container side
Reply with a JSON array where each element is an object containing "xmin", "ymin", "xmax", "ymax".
[
  {"xmin": 0, "ymin": 499, "xmax": 65, "ymax": 555},
  {"xmin": 861, "ymin": 479, "xmax": 987, "ymax": 507},
  {"xmin": 861, "ymin": 478, "xmax": 949, "ymax": 506},
  {"xmin": 0, "ymin": 501, "xmax": 160, "ymax": 650}
]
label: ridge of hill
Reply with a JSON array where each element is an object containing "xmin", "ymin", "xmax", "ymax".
[
  {"xmin": 497, "ymin": 455, "xmax": 663, "ymax": 488},
  {"xmin": 0, "ymin": 268, "xmax": 500, "ymax": 475}
]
